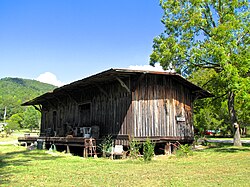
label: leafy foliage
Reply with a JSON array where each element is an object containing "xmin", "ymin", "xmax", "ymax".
[
  {"xmin": 0, "ymin": 77, "xmax": 56, "ymax": 131},
  {"xmin": 5, "ymin": 113, "xmax": 23, "ymax": 132},
  {"xmin": 190, "ymin": 68, "xmax": 250, "ymax": 136},
  {"xmin": 22, "ymin": 107, "xmax": 41, "ymax": 131},
  {"xmin": 151, "ymin": 0, "xmax": 250, "ymax": 145},
  {"xmin": 129, "ymin": 138, "xmax": 141, "ymax": 159},
  {"xmin": 143, "ymin": 138, "xmax": 155, "ymax": 162},
  {"xmin": 99, "ymin": 135, "xmax": 113, "ymax": 157},
  {"xmin": 175, "ymin": 144, "xmax": 193, "ymax": 158}
]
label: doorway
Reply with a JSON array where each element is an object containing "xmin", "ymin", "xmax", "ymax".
[{"xmin": 79, "ymin": 103, "xmax": 91, "ymax": 126}]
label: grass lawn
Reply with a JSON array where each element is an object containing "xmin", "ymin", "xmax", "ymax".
[{"xmin": 0, "ymin": 144, "xmax": 249, "ymax": 187}]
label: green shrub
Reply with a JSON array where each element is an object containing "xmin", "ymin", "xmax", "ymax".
[
  {"xmin": 143, "ymin": 138, "xmax": 155, "ymax": 162},
  {"xmin": 129, "ymin": 138, "xmax": 141, "ymax": 159},
  {"xmin": 175, "ymin": 144, "xmax": 193, "ymax": 158},
  {"xmin": 99, "ymin": 135, "xmax": 113, "ymax": 157}
]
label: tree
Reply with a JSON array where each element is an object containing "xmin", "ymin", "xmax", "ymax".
[
  {"xmin": 0, "ymin": 77, "xmax": 56, "ymax": 122},
  {"xmin": 190, "ymin": 68, "xmax": 250, "ymax": 137},
  {"xmin": 150, "ymin": 0, "xmax": 250, "ymax": 146},
  {"xmin": 23, "ymin": 107, "xmax": 41, "ymax": 131},
  {"xmin": 190, "ymin": 69, "xmax": 231, "ymax": 136},
  {"xmin": 6, "ymin": 113, "xmax": 24, "ymax": 131}
]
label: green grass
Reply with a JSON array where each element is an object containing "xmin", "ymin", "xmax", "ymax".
[
  {"xmin": 0, "ymin": 129, "xmax": 38, "ymax": 142},
  {"xmin": 1, "ymin": 144, "xmax": 250, "ymax": 187}
]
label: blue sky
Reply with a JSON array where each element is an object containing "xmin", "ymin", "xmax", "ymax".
[{"xmin": 0, "ymin": 0, "xmax": 164, "ymax": 86}]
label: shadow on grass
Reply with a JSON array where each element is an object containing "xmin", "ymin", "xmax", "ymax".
[{"xmin": 0, "ymin": 145, "xmax": 61, "ymax": 185}]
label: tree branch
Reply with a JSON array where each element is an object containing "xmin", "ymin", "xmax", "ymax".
[
  {"xmin": 192, "ymin": 56, "xmax": 220, "ymax": 67},
  {"xmin": 202, "ymin": 77, "xmax": 216, "ymax": 88},
  {"xmin": 199, "ymin": 27, "xmax": 212, "ymax": 37},
  {"xmin": 195, "ymin": 64, "xmax": 221, "ymax": 69},
  {"xmin": 212, "ymin": 92, "xmax": 228, "ymax": 102},
  {"xmin": 205, "ymin": 3, "xmax": 216, "ymax": 28},
  {"xmin": 236, "ymin": 31, "xmax": 249, "ymax": 46}
]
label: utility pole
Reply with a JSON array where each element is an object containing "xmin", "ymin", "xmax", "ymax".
[{"xmin": 4, "ymin": 106, "xmax": 6, "ymax": 124}]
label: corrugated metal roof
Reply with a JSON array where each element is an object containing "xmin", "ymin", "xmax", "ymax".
[{"xmin": 22, "ymin": 68, "xmax": 213, "ymax": 106}]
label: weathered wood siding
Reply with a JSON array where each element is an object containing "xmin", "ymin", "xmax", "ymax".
[
  {"xmin": 91, "ymin": 81, "xmax": 132, "ymax": 137},
  {"xmin": 41, "ymin": 80, "xmax": 132, "ymax": 139},
  {"xmin": 132, "ymin": 74, "xmax": 193, "ymax": 138},
  {"xmin": 40, "ymin": 73, "xmax": 194, "ymax": 143}
]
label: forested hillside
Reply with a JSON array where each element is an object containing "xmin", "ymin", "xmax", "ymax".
[{"xmin": 0, "ymin": 77, "xmax": 56, "ymax": 121}]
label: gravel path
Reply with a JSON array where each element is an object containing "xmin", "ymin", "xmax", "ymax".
[{"xmin": 207, "ymin": 139, "xmax": 250, "ymax": 144}]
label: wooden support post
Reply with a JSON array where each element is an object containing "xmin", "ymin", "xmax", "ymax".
[
  {"xmin": 83, "ymin": 147, "xmax": 87, "ymax": 158},
  {"xmin": 164, "ymin": 142, "xmax": 171, "ymax": 155},
  {"xmin": 172, "ymin": 144, "xmax": 177, "ymax": 154},
  {"xmin": 66, "ymin": 144, "xmax": 70, "ymax": 153}
]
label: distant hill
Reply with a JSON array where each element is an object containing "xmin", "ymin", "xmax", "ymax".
[{"xmin": 0, "ymin": 77, "xmax": 56, "ymax": 120}]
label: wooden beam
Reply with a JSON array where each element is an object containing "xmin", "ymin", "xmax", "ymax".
[
  {"xmin": 115, "ymin": 77, "xmax": 130, "ymax": 93},
  {"xmin": 52, "ymin": 95, "xmax": 66, "ymax": 107},
  {"xmin": 46, "ymin": 100, "xmax": 57, "ymax": 109},
  {"xmin": 32, "ymin": 105, "xmax": 41, "ymax": 113},
  {"xmin": 62, "ymin": 90, "xmax": 78, "ymax": 104},
  {"xmin": 38, "ymin": 104, "xmax": 42, "ymax": 111},
  {"xmin": 95, "ymin": 84, "xmax": 109, "ymax": 97}
]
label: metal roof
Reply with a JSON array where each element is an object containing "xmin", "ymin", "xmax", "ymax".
[{"xmin": 22, "ymin": 68, "xmax": 213, "ymax": 106}]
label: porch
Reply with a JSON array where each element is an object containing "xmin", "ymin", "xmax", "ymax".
[{"xmin": 18, "ymin": 136, "xmax": 99, "ymax": 157}]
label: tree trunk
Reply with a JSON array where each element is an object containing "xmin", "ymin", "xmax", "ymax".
[{"xmin": 228, "ymin": 91, "xmax": 242, "ymax": 146}]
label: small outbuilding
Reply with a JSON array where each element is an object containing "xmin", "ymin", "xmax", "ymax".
[{"xmin": 22, "ymin": 68, "xmax": 212, "ymax": 154}]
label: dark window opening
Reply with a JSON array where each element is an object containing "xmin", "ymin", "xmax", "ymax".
[
  {"xmin": 79, "ymin": 103, "xmax": 91, "ymax": 126},
  {"xmin": 79, "ymin": 103, "xmax": 91, "ymax": 111}
]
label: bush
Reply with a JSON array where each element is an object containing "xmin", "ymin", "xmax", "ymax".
[
  {"xmin": 129, "ymin": 138, "xmax": 141, "ymax": 159},
  {"xmin": 99, "ymin": 135, "xmax": 113, "ymax": 157},
  {"xmin": 175, "ymin": 144, "xmax": 193, "ymax": 158},
  {"xmin": 143, "ymin": 138, "xmax": 155, "ymax": 162}
]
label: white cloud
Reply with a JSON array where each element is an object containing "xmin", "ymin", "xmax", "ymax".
[
  {"xmin": 128, "ymin": 63, "xmax": 175, "ymax": 72},
  {"xmin": 36, "ymin": 72, "xmax": 64, "ymax": 87}
]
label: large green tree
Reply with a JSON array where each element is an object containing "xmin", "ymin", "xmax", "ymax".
[
  {"xmin": 189, "ymin": 68, "xmax": 242, "ymax": 136},
  {"xmin": 150, "ymin": 0, "xmax": 250, "ymax": 146},
  {"xmin": 6, "ymin": 113, "xmax": 24, "ymax": 131},
  {"xmin": 22, "ymin": 107, "xmax": 41, "ymax": 131}
]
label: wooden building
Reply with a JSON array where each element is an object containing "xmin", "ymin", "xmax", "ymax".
[{"xmin": 22, "ymin": 69, "xmax": 212, "ymax": 152}]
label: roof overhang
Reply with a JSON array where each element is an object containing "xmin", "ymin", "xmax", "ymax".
[{"xmin": 22, "ymin": 68, "xmax": 213, "ymax": 106}]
